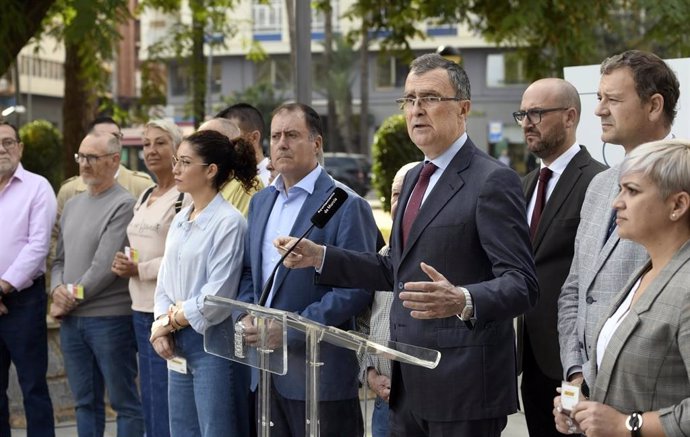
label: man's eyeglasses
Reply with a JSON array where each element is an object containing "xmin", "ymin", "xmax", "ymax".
[
  {"xmin": 74, "ymin": 152, "xmax": 116, "ymax": 165},
  {"xmin": 512, "ymin": 108, "xmax": 568, "ymax": 125},
  {"xmin": 0, "ymin": 138, "xmax": 18, "ymax": 151},
  {"xmin": 171, "ymin": 155, "xmax": 209, "ymax": 169},
  {"xmin": 395, "ymin": 96, "xmax": 462, "ymax": 110}
]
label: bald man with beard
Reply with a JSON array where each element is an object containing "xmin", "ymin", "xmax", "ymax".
[{"xmin": 515, "ymin": 78, "xmax": 606, "ymax": 437}]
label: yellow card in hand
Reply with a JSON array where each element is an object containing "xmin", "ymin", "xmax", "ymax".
[
  {"xmin": 67, "ymin": 283, "xmax": 84, "ymax": 300},
  {"xmin": 125, "ymin": 246, "xmax": 139, "ymax": 263}
]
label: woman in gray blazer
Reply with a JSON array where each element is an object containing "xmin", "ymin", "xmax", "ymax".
[{"xmin": 554, "ymin": 139, "xmax": 690, "ymax": 437}]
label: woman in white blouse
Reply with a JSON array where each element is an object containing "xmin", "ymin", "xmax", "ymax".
[
  {"xmin": 149, "ymin": 129, "xmax": 258, "ymax": 437},
  {"xmin": 111, "ymin": 119, "xmax": 188, "ymax": 437},
  {"xmin": 554, "ymin": 139, "xmax": 690, "ymax": 437}
]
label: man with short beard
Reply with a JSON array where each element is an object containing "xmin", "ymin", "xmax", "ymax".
[
  {"xmin": 557, "ymin": 50, "xmax": 679, "ymax": 394},
  {"xmin": 514, "ymin": 78, "xmax": 606, "ymax": 437},
  {"xmin": 52, "ymin": 132, "xmax": 144, "ymax": 437}
]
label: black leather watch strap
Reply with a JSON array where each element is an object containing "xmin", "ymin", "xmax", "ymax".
[{"xmin": 625, "ymin": 411, "xmax": 643, "ymax": 437}]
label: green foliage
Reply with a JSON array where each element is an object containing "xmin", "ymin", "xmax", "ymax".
[
  {"xmin": 221, "ymin": 81, "xmax": 285, "ymax": 130},
  {"xmin": 345, "ymin": 0, "xmax": 690, "ymax": 80},
  {"xmin": 139, "ymin": 0, "xmax": 241, "ymax": 126},
  {"xmin": 19, "ymin": 120, "xmax": 63, "ymax": 192},
  {"xmin": 371, "ymin": 114, "xmax": 423, "ymax": 212},
  {"xmin": 43, "ymin": 0, "xmax": 132, "ymax": 93}
]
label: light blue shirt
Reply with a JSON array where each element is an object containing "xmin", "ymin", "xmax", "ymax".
[
  {"xmin": 154, "ymin": 193, "xmax": 247, "ymax": 333},
  {"xmin": 262, "ymin": 165, "xmax": 323, "ymax": 307}
]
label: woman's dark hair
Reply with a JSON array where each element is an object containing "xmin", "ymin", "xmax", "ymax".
[{"xmin": 184, "ymin": 130, "xmax": 258, "ymax": 192}]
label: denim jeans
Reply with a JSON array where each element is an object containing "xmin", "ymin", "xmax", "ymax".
[
  {"xmin": 60, "ymin": 315, "xmax": 144, "ymax": 437},
  {"xmin": 371, "ymin": 396, "xmax": 390, "ymax": 437},
  {"xmin": 133, "ymin": 311, "xmax": 170, "ymax": 437},
  {"xmin": 0, "ymin": 276, "xmax": 54, "ymax": 437},
  {"xmin": 168, "ymin": 327, "xmax": 249, "ymax": 437}
]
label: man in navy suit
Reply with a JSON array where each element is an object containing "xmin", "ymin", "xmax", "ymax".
[
  {"xmin": 236, "ymin": 103, "xmax": 378, "ymax": 437},
  {"xmin": 277, "ymin": 54, "xmax": 538, "ymax": 436}
]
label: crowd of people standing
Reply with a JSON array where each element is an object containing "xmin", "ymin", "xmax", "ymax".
[{"xmin": 1, "ymin": 48, "xmax": 690, "ymax": 437}]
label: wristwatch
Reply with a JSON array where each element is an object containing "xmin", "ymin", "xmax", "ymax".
[
  {"xmin": 151, "ymin": 314, "xmax": 173, "ymax": 334},
  {"xmin": 625, "ymin": 411, "xmax": 643, "ymax": 437},
  {"xmin": 458, "ymin": 287, "xmax": 474, "ymax": 321}
]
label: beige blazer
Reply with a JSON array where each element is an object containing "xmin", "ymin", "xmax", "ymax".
[{"xmin": 590, "ymin": 240, "xmax": 690, "ymax": 437}]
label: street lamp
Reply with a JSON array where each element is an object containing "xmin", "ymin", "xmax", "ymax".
[
  {"xmin": 1, "ymin": 105, "xmax": 26, "ymax": 125},
  {"xmin": 436, "ymin": 46, "xmax": 462, "ymax": 65}
]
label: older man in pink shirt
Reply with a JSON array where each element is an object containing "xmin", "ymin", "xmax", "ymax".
[{"xmin": 0, "ymin": 121, "xmax": 57, "ymax": 437}]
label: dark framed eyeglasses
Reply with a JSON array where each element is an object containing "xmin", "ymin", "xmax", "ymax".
[
  {"xmin": 74, "ymin": 152, "xmax": 116, "ymax": 165},
  {"xmin": 512, "ymin": 107, "xmax": 568, "ymax": 125}
]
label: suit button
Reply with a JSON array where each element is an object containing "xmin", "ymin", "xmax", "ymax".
[
  {"xmin": 398, "ymin": 282, "xmax": 404, "ymax": 290},
  {"xmin": 586, "ymin": 296, "xmax": 594, "ymax": 304}
]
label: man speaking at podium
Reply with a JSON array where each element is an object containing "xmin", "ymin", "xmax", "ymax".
[
  {"xmin": 236, "ymin": 103, "xmax": 378, "ymax": 437},
  {"xmin": 277, "ymin": 54, "xmax": 538, "ymax": 437}
]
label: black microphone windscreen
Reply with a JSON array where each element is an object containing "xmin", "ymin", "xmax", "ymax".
[{"xmin": 310, "ymin": 187, "xmax": 348, "ymax": 229}]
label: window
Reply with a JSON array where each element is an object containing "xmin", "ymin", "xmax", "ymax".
[
  {"xmin": 253, "ymin": 0, "xmax": 282, "ymax": 33},
  {"xmin": 210, "ymin": 62, "xmax": 222, "ymax": 94},
  {"xmin": 256, "ymin": 56, "xmax": 292, "ymax": 91},
  {"xmin": 169, "ymin": 64, "xmax": 189, "ymax": 96},
  {"xmin": 376, "ymin": 56, "xmax": 409, "ymax": 89},
  {"xmin": 486, "ymin": 52, "xmax": 527, "ymax": 87},
  {"xmin": 312, "ymin": 1, "xmax": 339, "ymax": 33}
]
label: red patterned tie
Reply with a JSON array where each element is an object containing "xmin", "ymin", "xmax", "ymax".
[
  {"xmin": 402, "ymin": 162, "xmax": 437, "ymax": 247},
  {"xmin": 529, "ymin": 167, "xmax": 553, "ymax": 239}
]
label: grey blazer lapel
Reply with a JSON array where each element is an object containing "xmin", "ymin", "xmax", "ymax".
[
  {"xmin": 401, "ymin": 143, "xmax": 471, "ymax": 260},
  {"xmin": 582, "ymin": 167, "xmax": 621, "ymax": 292},
  {"xmin": 591, "ymin": 241, "xmax": 690, "ymax": 396}
]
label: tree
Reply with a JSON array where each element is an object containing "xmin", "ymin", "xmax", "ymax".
[
  {"xmin": 221, "ymin": 81, "xmax": 285, "ymax": 129},
  {"xmin": 41, "ymin": 0, "xmax": 132, "ymax": 178},
  {"xmin": 139, "ymin": 0, "xmax": 243, "ymax": 128},
  {"xmin": 0, "ymin": 1, "xmax": 57, "ymax": 76},
  {"xmin": 20, "ymin": 120, "xmax": 64, "ymax": 191},
  {"xmin": 345, "ymin": 1, "xmax": 690, "ymax": 81},
  {"xmin": 371, "ymin": 114, "xmax": 423, "ymax": 212}
]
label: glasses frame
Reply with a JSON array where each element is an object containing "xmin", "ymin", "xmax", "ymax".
[
  {"xmin": 395, "ymin": 96, "xmax": 462, "ymax": 110},
  {"xmin": 512, "ymin": 107, "xmax": 569, "ymax": 125},
  {"xmin": 171, "ymin": 155, "xmax": 210, "ymax": 170},
  {"xmin": 0, "ymin": 138, "xmax": 19, "ymax": 152},
  {"xmin": 74, "ymin": 152, "xmax": 117, "ymax": 165}
]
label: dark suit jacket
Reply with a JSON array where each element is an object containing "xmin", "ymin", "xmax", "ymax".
[
  {"xmin": 518, "ymin": 146, "xmax": 606, "ymax": 380},
  {"xmin": 237, "ymin": 169, "xmax": 378, "ymax": 401},
  {"xmin": 318, "ymin": 138, "xmax": 539, "ymax": 421}
]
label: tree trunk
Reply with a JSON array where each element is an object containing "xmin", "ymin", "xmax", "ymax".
[
  {"xmin": 62, "ymin": 42, "xmax": 95, "ymax": 178},
  {"xmin": 190, "ymin": 0, "xmax": 206, "ymax": 128},
  {"xmin": 358, "ymin": 20, "xmax": 370, "ymax": 156},
  {"xmin": 323, "ymin": 3, "xmax": 339, "ymax": 152},
  {"xmin": 285, "ymin": 0, "xmax": 296, "ymax": 93}
]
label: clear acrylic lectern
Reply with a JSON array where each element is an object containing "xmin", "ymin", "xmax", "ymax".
[{"xmin": 203, "ymin": 295, "xmax": 441, "ymax": 437}]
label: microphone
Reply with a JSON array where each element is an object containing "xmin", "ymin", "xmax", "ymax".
[{"xmin": 258, "ymin": 187, "xmax": 349, "ymax": 306}]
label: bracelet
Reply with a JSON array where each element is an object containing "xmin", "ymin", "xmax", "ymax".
[{"xmin": 170, "ymin": 309, "xmax": 184, "ymax": 331}]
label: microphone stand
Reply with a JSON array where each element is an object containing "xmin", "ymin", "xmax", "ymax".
[{"xmin": 257, "ymin": 224, "xmax": 315, "ymax": 306}]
